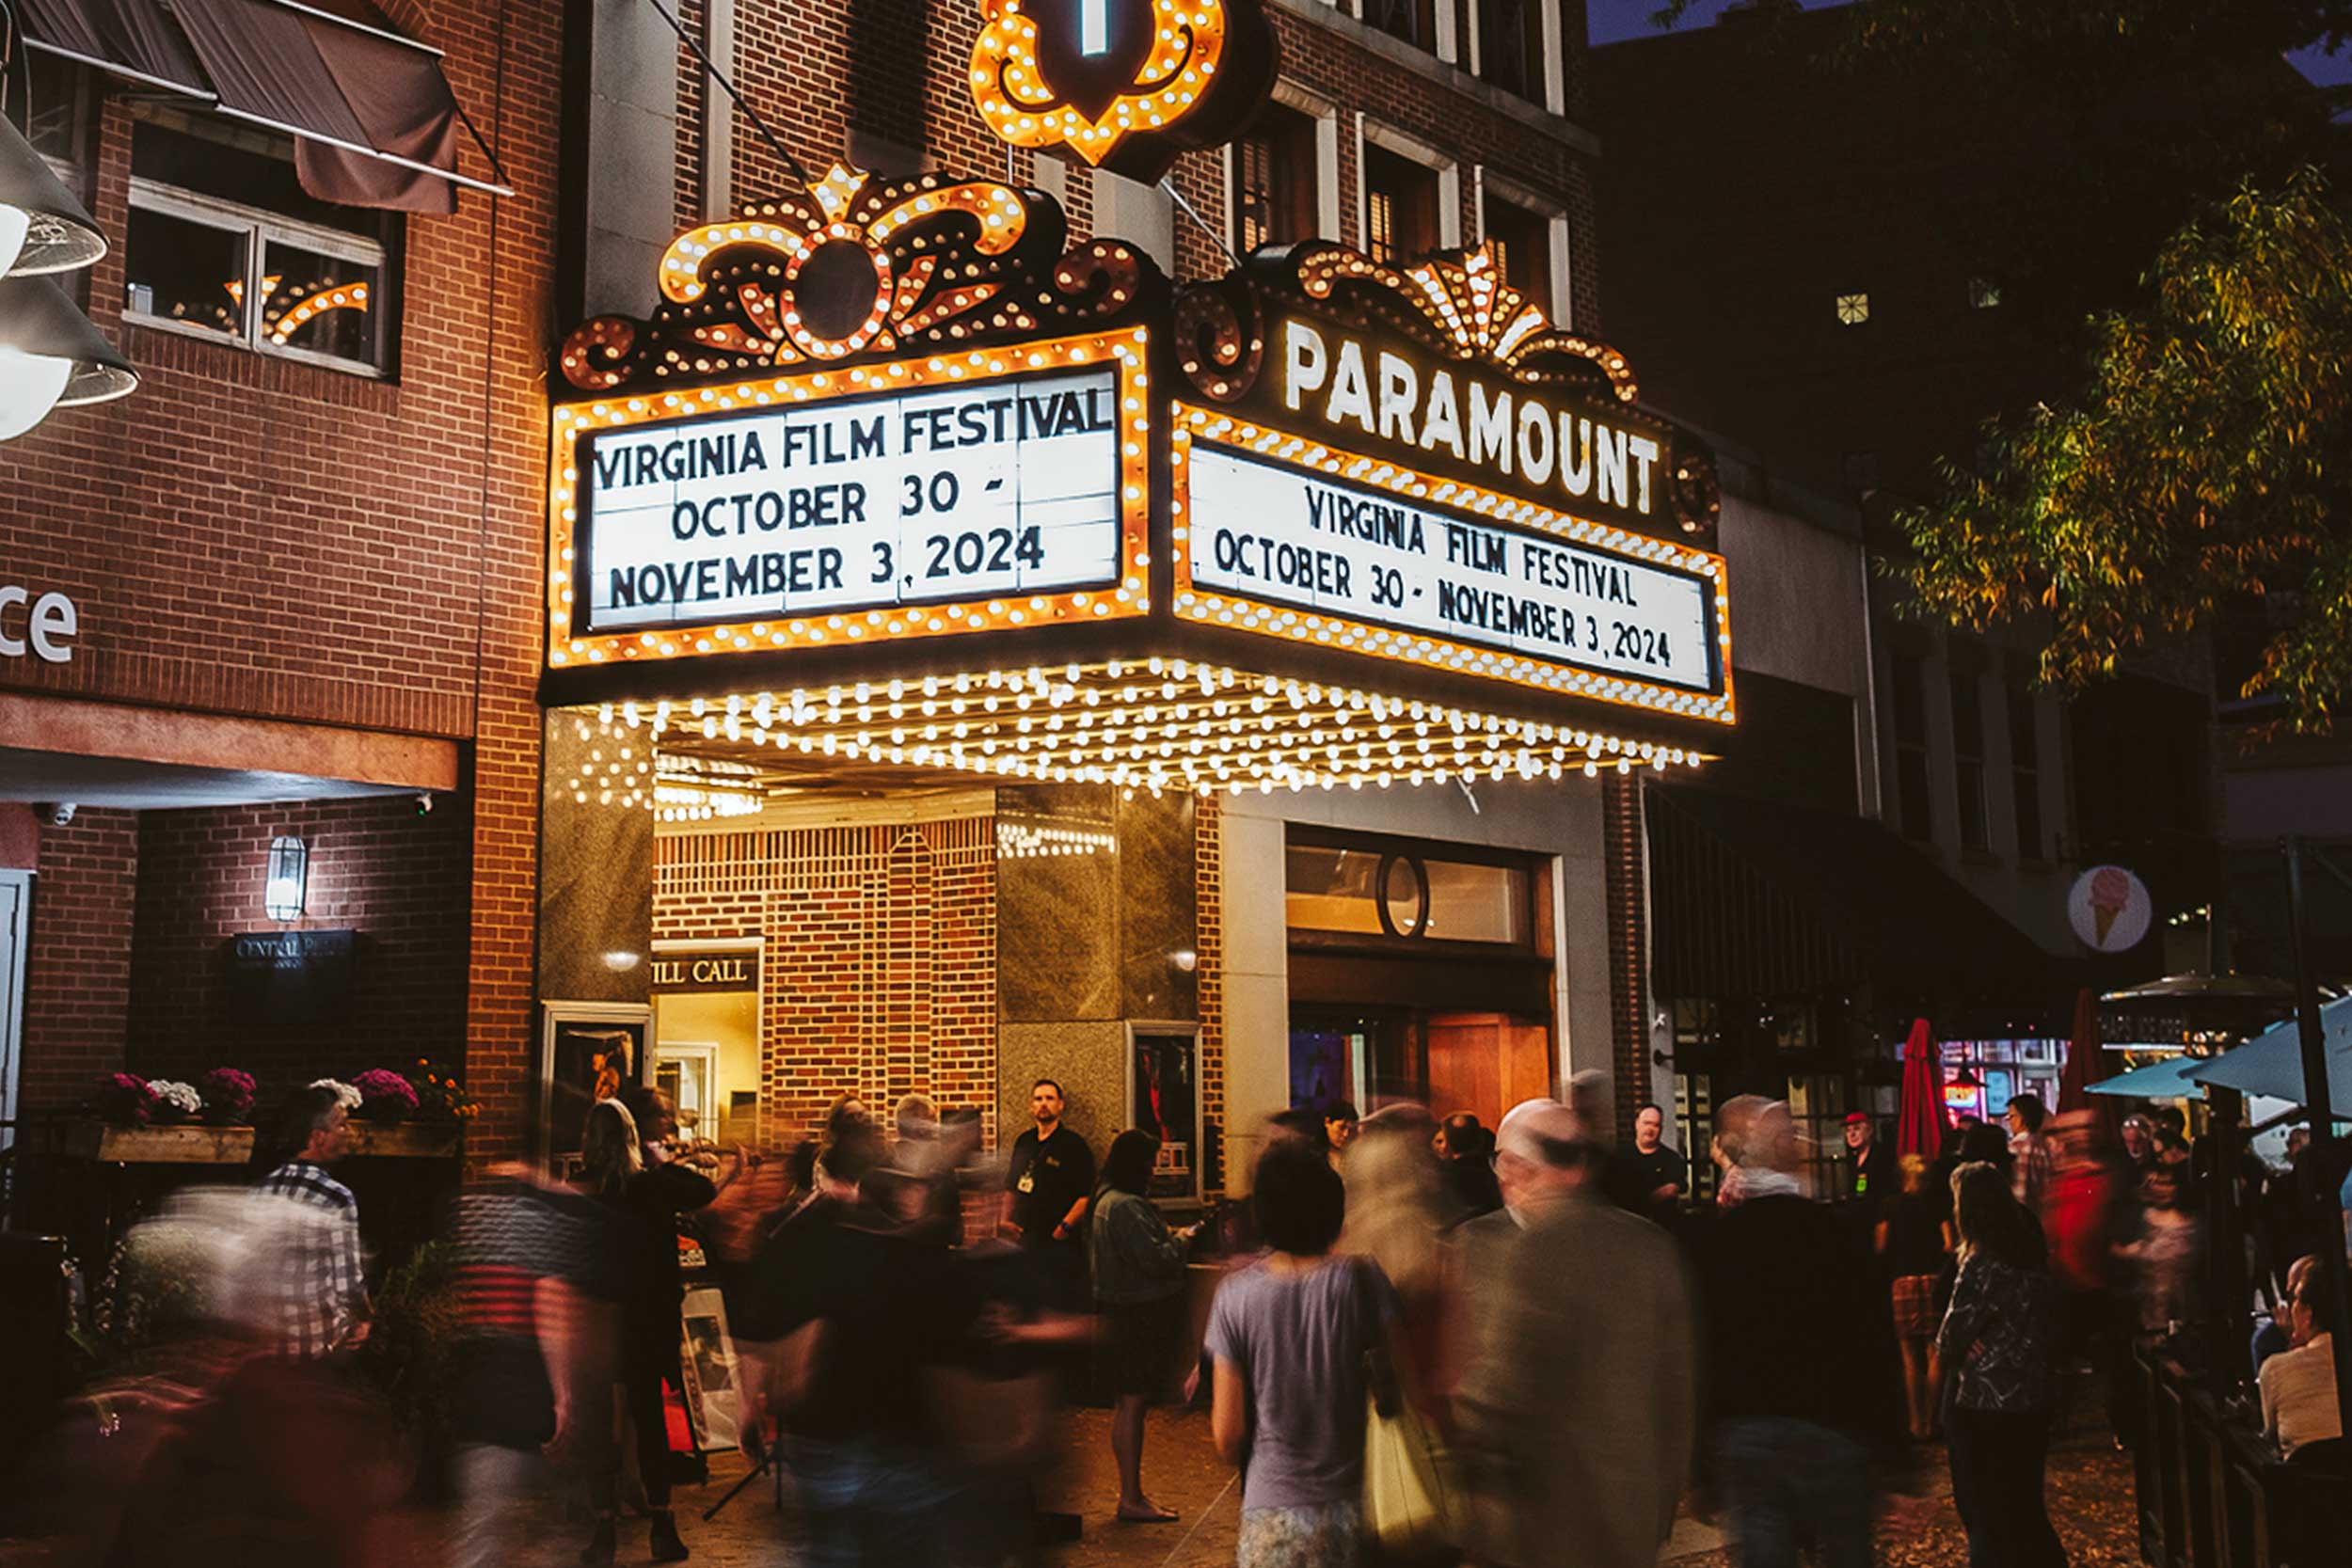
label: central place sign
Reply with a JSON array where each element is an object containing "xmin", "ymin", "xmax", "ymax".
[
  {"xmin": 1186, "ymin": 440, "xmax": 1717, "ymax": 692},
  {"xmin": 577, "ymin": 364, "xmax": 1120, "ymax": 635}
]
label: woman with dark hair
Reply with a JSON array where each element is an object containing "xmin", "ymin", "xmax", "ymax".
[
  {"xmin": 1207, "ymin": 1138, "xmax": 1399, "ymax": 1567},
  {"xmin": 1090, "ymin": 1128, "xmax": 1200, "ymax": 1523},
  {"xmin": 1933, "ymin": 1161, "xmax": 2068, "ymax": 1568}
]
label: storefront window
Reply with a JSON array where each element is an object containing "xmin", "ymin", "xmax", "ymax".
[
  {"xmin": 1939, "ymin": 1037, "xmax": 2062, "ymax": 1124},
  {"xmin": 1286, "ymin": 840, "xmax": 1531, "ymax": 945}
]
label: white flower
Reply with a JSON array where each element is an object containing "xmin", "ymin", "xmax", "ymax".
[
  {"xmin": 310, "ymin": 1079, "xmax": 363, "ymax": 1113},
  {"xmin": 149, "ymin": 1080, "xmax": 201, "ymax": 1116}
]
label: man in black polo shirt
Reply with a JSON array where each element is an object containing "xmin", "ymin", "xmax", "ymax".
[{"xmin": 1001, "ymin": 1078, "xmax": 1096, "ymax": 1307}]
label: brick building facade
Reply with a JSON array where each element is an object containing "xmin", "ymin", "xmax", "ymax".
[{"xmin": 1, "ymin": 0, "xmax": 563, "ymax": 1163}]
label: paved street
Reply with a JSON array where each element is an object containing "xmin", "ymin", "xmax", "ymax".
[{"xmin": 458, "ymin": 1402, "xmax": 2142, "ymax": 1568}]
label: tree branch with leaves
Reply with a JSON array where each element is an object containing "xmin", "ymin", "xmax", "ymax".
[{"xmin": 1896, "ymin": 169, "xmax": 2352, "ymax": 731}]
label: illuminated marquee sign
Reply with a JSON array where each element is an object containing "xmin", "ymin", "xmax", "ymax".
[
  {"xmin": 1184, "ymin": 440, "xmax": 1718, "ymax": 693},
  {"xmin": 1172, "ymin": 244, "xmax": 1732, "ymax": 722},
  {"xmin": 549, "ymin": 166, "xmax": 1163, "ymax": 668},
  {"xmin": 969, "ymin": 0, "xmax": 1279, "ymax": 182},
  {"xmin": 574, "ymin": 363, "xmax": 1122, "ymax": 636}
]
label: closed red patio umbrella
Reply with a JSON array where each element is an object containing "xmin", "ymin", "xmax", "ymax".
[
  {"xmin": 2057, "ymin": 986, "xmax": 2098, "ymax": 1114},
  {"xmin": 1897, "ymin": 1017, "xmax": 1950, "ymax": 1158}
]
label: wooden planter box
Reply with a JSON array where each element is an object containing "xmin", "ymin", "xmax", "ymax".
[
  {"xmin": 24, "ymin": 1121, "xmax": 255, "ymax": 1164},
  {"xmin": 344, "ymin": 1121, "xmax": 463, "ymax": 1159}
]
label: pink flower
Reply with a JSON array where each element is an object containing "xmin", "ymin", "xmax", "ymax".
[{"xmin": 352, "ymin": 1069, "xmax": 420, "ymax": 1117}]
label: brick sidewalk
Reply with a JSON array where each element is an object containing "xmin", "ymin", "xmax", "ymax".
[{"xmin": 484, "ymin": 1402, "xmax": 2141, "ymax": 1568}]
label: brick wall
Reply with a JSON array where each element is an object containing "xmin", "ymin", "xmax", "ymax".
[
  {"xmin": 1195, "ymin": 791, "xmax": 1227, "ymax": 1197},
  {"xmin": 123, "ymin": 797, "xmax": 471, "ymax": 1093},
  {"xmin": 653, "ymin": 815, "xmax": 997, "ymax": 1154},
  {"xmin": 18, "ymin": 812, "xmax": 139, "ymax": 1112},
  {"xmin": 1603, "ymin": 771, "xmax": 1647, "ymax": 1142},
  {"xmin": 0, "ymin": 2, "xmax": 564, "ymax": 1161}
]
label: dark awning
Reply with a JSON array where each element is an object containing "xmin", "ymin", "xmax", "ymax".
[
  {"xmin": 18, "ymin": 0, "xmax": 210, "ymax": 97},
  {"xmin": 20, "ymin": 0, "xmax": 508, "ymax": 208},
  {"xmin": 1646, "ymin": 784, "xmax": 2061, "ymax": 1006}
]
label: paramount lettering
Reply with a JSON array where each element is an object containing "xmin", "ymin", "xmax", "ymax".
[{"xmin": 1280, "ymin": 319, "xmax": 1661, "ymax": 515}]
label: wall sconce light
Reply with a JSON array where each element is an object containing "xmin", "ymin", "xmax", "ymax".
[{"xmin": 264, "ymin": 835, "xmax": 309, "ymax": 922}]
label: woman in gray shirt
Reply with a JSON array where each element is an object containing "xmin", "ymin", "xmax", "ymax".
[{"xmin": 1208, "ymin": 1139, "xmax": 1401, "ymax": 1568}]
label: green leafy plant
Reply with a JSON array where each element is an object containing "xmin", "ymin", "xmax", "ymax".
[{"xmin": 1896, "ymin": 169, "xmax": 2352, "ymax": 733}]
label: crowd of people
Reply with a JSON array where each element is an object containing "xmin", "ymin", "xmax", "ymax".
[{"xmin": 26, "ymin": 1071, "xmax": 2352, "ymax": 1568}]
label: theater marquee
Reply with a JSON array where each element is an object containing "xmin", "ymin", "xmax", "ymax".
[
  {"xmin": 548, "ymin": 166, "xmax": 1159, "ymax": 668},
  {"xmin": 547, "ymin": 163, "xmax": 1736, "ymax": 789},
  {"xmin": 1170, "ymin": 245, "xmax": 1734, "ymax": 724}
]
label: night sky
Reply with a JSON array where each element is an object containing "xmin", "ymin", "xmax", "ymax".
[{"xmin": 1581, "ymin": 0, "xmax": 2352, "ymax": 88}]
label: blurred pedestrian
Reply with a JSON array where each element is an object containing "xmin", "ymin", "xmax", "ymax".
[
  {"xmin": 867, "ymin": 1093, "xmax": 964, "ymax": 1247},
  {"xmin": 1934, "ymin": 1162, "xmax": 2067, "ymax": 1568},
  {"xmin": 1339, "ymin": 1114, "xmax": 1450, "ymax": 1418},
  {"xmin": 254, "ymin": 1085, "xmax": 367, "ymax": 1359},
  {"xmin": 1435, "ymin": 1113, "xmax": 1502, "ymax": 1219},
  {"xmin": 2040, "ymin": 1111, "xmax": 2122, "ymax": 1429},
  {"xmin": 731, "ymin": 1122, "xmax": 974, "ymax": 1567},
  {"xmin": 1713, "ymin": 1096, "xmax": 1800, "ymax": 1210},
  {"xmin": 1880, "ymin": 1154, "xmax": 1951, "ymax": 1440},
  {"xmin": 1695, "ymin": 1096, "xmax": 1890, "ymax": 1568},
  {"xmin": 1456, "ymin": 1099, "xmax": 1694, "ymax": 1568},
  {"xmin": 447, "ymin": 1167, "xmax": 628, "ymax": 1568},
  {"xmin": 1091, "ymin": 1129, "xmax": 1200, "ymax": 1523},
  {"xmin": 1208, "ymin": 1137, "xmax": 1400, "ymax": 1568},
  {"xmin": 2119, "ymin": 1116, "xmax": 2157, "ymax": 1186},
  {"xmin": 2118, "ymin": 1164, "xmax": 2201, "ymax": 1340},
  {"xmin": 1002, "ymin": 1079, "xmax": 1096, "ymax": 1309},
  {"xmin": 2007, "ymin": 1095, "xmax": 2054, "ymax": 1211}
]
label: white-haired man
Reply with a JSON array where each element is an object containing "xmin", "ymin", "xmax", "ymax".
[{"xmin": 1454, "ymin": 1098, "xmax": 1695, "ymax": 1568}]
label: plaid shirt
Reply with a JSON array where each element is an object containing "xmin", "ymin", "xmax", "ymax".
[{"xmin": 256, "ymin": 1161, "xmax": 365, "ymax": 1357}]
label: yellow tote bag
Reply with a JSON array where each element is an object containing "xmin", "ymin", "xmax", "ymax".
[{"xmin": 1362, "ymin": 1390, "xmax": 1457, "ymax": 1556}]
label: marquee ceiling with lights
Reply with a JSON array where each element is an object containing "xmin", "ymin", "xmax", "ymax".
[{"xmin": 546, "ymin": 166, "xmax": 1735, "ymax": 805}]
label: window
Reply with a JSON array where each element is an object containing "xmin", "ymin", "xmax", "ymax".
[
  {"xmin": 1969, "ymin": 276, "xmax": 2003, "ymax": 309},
  {"xmin": 1890, "ymin": 652, "xmax": 1933, "ymax": 841},
  {"xmin": 1477, "ymin": 0, "xmax": 1548, "ymax": 103},
  {"xmin": 1835, "ymin": 292, "xmax": 1870, "ymax": 326},
  {"xmin": 1482, "ymin": 194, "xmax": 1551, "ymax": 309},
  {"xmin": 1232, "ymin": 102, "xmax": 1322, "ymax": 253},
  {"xmin": 26, "ymin": 53, "xmax": 94, "ymax": 195},
  {"xmin": 1285, "ymin": 841, "xmax": 1532, "ymax": 946},
  {"xmin": 1939, "ymin": 1038, "xmax": 2061, "ymax": 1124},
  {"xmin": 1361, "ymin": 0, "xmax": 1440, "ymax": 51},
  {"xmin": 2009, "ymin": 681, "xmax": 2043, "ymax": 860},
  {"xmin": 125, "ymin": 115, "xmax": 398, "ymax": 375},
  {"xmin": 1949, "ymin": 666, "xmax": 1990, "ymax": 853},
  {"xmin": 1363, "ymin": 143, "xmax": 1441, "ymax": 262}
]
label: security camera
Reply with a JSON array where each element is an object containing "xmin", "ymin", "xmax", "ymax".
[
  {"xmin": 415, "ymin": 793, "xmax": 436, "ymax": 815},
  {"xmin": 36, "ymin": 802, "xmax": 76, "ymax": 827}
]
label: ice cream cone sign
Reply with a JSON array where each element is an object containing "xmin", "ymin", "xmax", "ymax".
[{"xmin": 2068, "ymin": 864, "xmax": 2152, "ymax": 954}]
